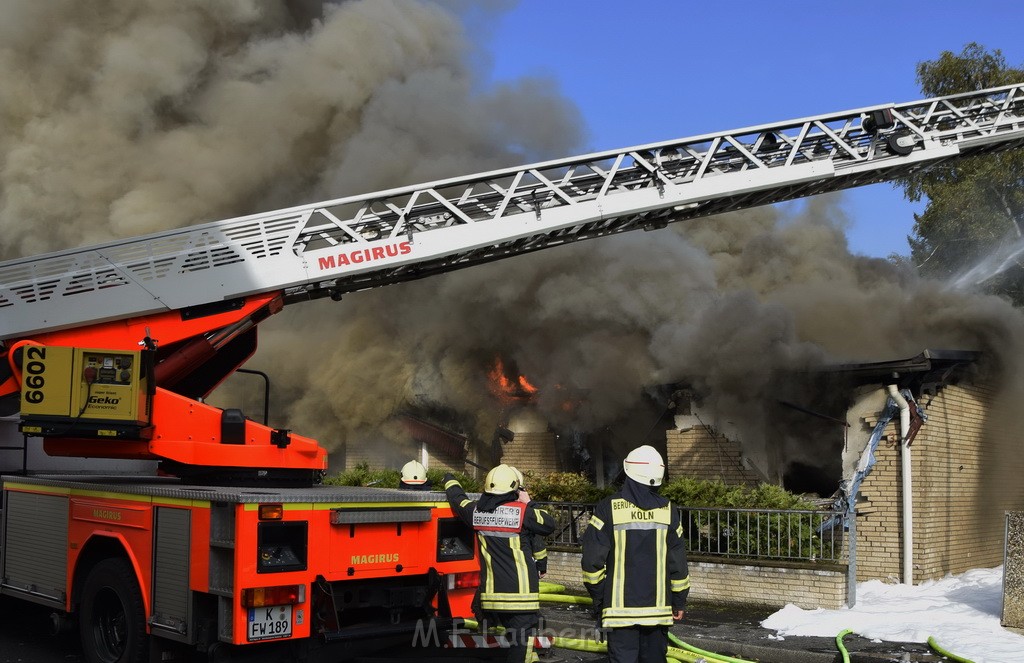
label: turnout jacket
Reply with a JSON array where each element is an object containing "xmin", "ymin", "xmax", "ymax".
[
  {"xmin": 527, "ymin": 533, "xmax": 548, "ymax": 575},
  {"xmin": 581, "ymin": 486, "xmax": 690, "ymax": 627},
  {"xmin": 444, "ymin": 475, "xmax": 555, "ymax": 612}
]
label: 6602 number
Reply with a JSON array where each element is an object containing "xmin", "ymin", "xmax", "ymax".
[{"xmin": 22, "ymin": 346, "xmax": 46, "ymax": 404}]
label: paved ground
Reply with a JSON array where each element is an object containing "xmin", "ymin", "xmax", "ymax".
[
  {"xmin": 1, "ymin": 592, "xmax": 949, "ymax": 663},
  {"xmin": 539, "ymin": 600, "xmax": 947, "ymax": 663}
]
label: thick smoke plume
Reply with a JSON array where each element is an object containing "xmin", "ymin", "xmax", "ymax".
[{"xmin": 3, "ymin": 1, "xmax": 1024, "ymax": 499}]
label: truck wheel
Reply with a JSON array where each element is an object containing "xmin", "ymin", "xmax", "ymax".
[{"xmin": 78, "ymin": 558, "xmax": 148, "ymax": 663}]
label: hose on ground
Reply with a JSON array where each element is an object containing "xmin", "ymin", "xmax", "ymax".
[
  {"xmin": 464, "ymin": 585, "xmax": 750, "ymax": 663},
  {"xmin": 548, "ymin": 636, "xmax": 605, "ymax": 653},
  {"xmin": 467, "ymin": 615, "xmax": 734, "ymax": 661},
  {"xmin": 547, "ymin": 637, "xmax": 718, "ymax": 663},
  {"xmin": 538, "ymin": 593, "xmax": 594, "ymax": 605},
  {"xmin": 668, "ymin": 631, "xmax": 757, "ymax": 663},
  {"xmin": 927, "ymin": 635, "xmax": 975, "ymax": 663},
  {"xmin": 666, "ymin": 646, "xmax": 704, "ymax": 662},
  {"xmin": 538, "ymin": 584, "xmax": 744, "ymax": 662},
  {"xmin": 835, "ymin": 629, "xmax": 852, "ymax": 663}
]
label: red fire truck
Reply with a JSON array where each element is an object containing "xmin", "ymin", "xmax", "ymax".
[{"xmin": 1, "ymin": 83, "xmax": 1022, "ymax": 662}]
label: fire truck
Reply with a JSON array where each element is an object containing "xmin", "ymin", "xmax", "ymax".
[{"xmin": 1, "ymin": 83, "xmax": 1022, "ymax": 663}]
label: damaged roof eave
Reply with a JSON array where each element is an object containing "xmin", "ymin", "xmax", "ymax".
[{"xmin": 826, "ymin": 349, "xmax": 980, "ymax": 379}]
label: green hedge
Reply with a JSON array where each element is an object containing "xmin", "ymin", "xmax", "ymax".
[
  {"xmin": 529, "ymin": 475, "xmax": 825, "ymax": 561},
  {"xmin": 523, "ymin": 472, "xmax": 615, "ymax": 503},
  {"xmin": 324, "ymin": 463, "xmax": 481, "ymax": 493},
  {"xmin": 324, "ymin": 466, "xmax": 827, "ymax": 559},
  {"xmin": 661, "ymin": 478, "xmax": 828, "ymax": 560},
  {"xmin": 660, "ymin": 477, "xmax": 818, "ymax": 510},
  {"xmin": 325, "ymin": 467, "xmax": 817, "ymax": 511}
]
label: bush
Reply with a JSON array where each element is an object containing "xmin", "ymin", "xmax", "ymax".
[
  {"xmin": 525, "ymin": 472, "xmax": 615, "ymax": 503},
  {"xmin": 323, "ymin": 463, "xmax": 481, "ymax": 493},
  {"xmin": 661, "ymin": 478, "xmax": 827, "ymax": 560},
  {"xmin": 660, "ymin": 477, "xmax": 818, "ymax": 510},
  {"xmin": 324, "ymin": 464, "xmax": 401, "ymax": 488},
  {"xmin": 325, "ymin": 467, "xmax": 815, "ymax": 512}
]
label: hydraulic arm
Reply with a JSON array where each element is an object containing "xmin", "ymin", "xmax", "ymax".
[{"xmin": 0, "ymin": 83, "xmax": 1022, "ymax": 475}]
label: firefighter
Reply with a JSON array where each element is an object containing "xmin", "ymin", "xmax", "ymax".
[
  {"xmin": 444, "ymin": 464, "xmax": 555, "ymax": 663},
  {"xmin": 581, "ymin": 445, "xmax": 690, "ymax": 663},
  {"xmin": 510, "ymin": 466, "xmax": 548, "ymax": 577},
  {"xmin": 399, "ymin": 459, "xmax": 432, "ymax": 490}
]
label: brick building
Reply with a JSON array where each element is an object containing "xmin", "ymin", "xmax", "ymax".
[
  {"xmin": 850, "ymin": 373, "xmax": 1023, "ymax": 583},
  {"xmin": 341, "ymin": 410, "xmax": 479, "ymax": 476},
  {"xmin": 339, "ymin": 348, "xmax": 1023, "ymax": 592},
  {"xmin": 665, "ymin": 426, "xmax": 762, "ymax": 488},
  {"xmin": 667, "ymin": 349, "xmax": 1024, "ymax": 586},
  {"xmin": 523, "ymin": 349, "xmax": 1024, "ymax": 591}
]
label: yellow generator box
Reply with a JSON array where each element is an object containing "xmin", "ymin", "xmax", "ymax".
[
  {"xmin": 18, "ymin": 345, "xmax": 76, "ymax": 418},
  {"xmin": 20, "ymin": 346, "xmax": 152, "ymax": 435}
]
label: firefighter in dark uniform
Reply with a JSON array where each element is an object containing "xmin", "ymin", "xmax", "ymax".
[
  {"xmin": 444, "ymin": 464, "xmax": 555, "ymax": 663},
  {"xmin": 399, "ymin": 459, "xmax": 433, "ymax": 490},
  {"xmin": 581, "ymin": 445, "xmax": 690, "ymax": 663},
  {"xmin": 510, "ymin": 466, "xmax": 548, "ymax": 578}
]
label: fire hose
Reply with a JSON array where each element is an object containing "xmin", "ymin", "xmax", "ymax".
[
  {"xmin": 836, "ymin": 629, "xmax": 974, "ymax": 663},
  {"xmin": 927, "ymin": 636, "xmax": 975, "ymax": 663},
  {"xmin": 470, "ymin": 584, "xmax": 876, "ymax": 662},
  {"xmin": 545, "ymin": 637, "xmax": 725, "ymax": 663},
  {"xmin": 536, "ymin": 593, "xmax": 593, "ymax": 605},
  {"xmin": 467, "ymin": 583, "xmax": 839, "ymax": 663},
  {"xmin": 667, "ymin": 632, "xmax": 757, "ymax": 663},
  {"xmin": 535, "ymin": 584, "xmax": 749, "ymax": 663},
  {"xmin": 836, "ymin": 629, "xmax": 852, "ymax": 663},
  {"xmin": 460, "ymin": 620, "xmax": 709, "ymax": 662}
]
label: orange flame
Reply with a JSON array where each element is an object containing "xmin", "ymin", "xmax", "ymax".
[
  {"xmin": 518, "ymin": 374, "xmax": 538, "ymax": 395},
  {"xmin": 488, "ymin": 357, "xmax": 538, "ymax": 402}
]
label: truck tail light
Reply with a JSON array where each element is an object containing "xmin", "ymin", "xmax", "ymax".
[
  {"xmin": 258, "ymin": 503, "xmax": 283, "ymax": 520},
  {"xmin": 447, "ymin": 571, "xmax": 480, "ymax": 590},
  {"xmin": 241, "ymin": 584, "xmax": 305, "ymax": 608}
]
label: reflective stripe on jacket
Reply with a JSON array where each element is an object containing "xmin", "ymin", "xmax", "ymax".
[
  {"xmin": 581, "ymin": 494, "xmax": 690, "ymax": 627},
  {"xmin": 445, "ymin": 478, "xmax": 555, "ymax": 612}
]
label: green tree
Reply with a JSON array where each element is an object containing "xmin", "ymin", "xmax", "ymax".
[{"xmin": 897, "ymin": 44, "xmax": 1024, "ymax": 303}]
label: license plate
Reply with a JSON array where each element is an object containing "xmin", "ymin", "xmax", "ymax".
[{"xmin": 247, "ymin": 605, "xmax": 292, "ymax": 641}]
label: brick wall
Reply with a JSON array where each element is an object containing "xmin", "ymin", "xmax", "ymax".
[
  {"xmin": 854, "ymin": 380, "xmax": 1024, "ymax": 583},
  {"xmin": 343, "ymin": 440, "xmax": 418, "ymax": 471},
  {"xmin": 666, "ymin": 427, "xmax": 761, "ymax": 486},
  {"xmin": 544, "ymin": 550, "xmax": 847, "ymax": 610},
  {"xmin": 914, "ymin": 382, "xmax": 989, "ymax": 577},
  {"xmin": 424, "ymin": 449, "xmax": 466, "ymax": 474},
  {"xmin": 342, "ymin": 440, "xmax": 468, "ymax": 474},
  {"xmin": 852, "ymin": 429, "xmax": 902, "ymax": 583},
  {"xmin": 501, "ymin": 431, "xmax": 560, "ymax": 476}
]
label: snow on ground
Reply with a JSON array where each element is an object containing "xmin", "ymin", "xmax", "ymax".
[{"xmin": 761, "ymin": 567, "xmax": 1024, "ymax": 663}]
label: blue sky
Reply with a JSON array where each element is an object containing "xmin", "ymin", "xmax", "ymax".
[{"xmin": 482, "ymin": 1, "xmax": 1024, "ymax": 258}]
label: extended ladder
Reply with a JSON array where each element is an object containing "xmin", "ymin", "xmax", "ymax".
[{"xmin": 2, "ymin": 83, "xmax": 1023, "ymax": 340}]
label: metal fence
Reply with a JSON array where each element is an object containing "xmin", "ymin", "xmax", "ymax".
[
  {"xmin": 538, "ymin": 502, "xmax": 594, "ymax": 548},
  {"xmin": 535, "ymin": 502, "xmax": 847, "ymax": 563}
]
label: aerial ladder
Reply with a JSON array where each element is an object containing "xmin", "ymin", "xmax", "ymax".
[{"xmin": 0, "ymin": 83, "xmax": 1021, "ymax": 662}]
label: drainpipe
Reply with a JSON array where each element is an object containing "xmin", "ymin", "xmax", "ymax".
[{"xmin": 887, "ymin": 383, "xmax": 913, "ymax": 585}]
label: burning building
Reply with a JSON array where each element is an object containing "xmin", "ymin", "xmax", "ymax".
[
  {"xmin": 496, "ymin": 347, "xmax": 1024, "ymax": 587},
  {"xmin": 4, "ymin": 0, "xmax": 1024, "ymax": 594}
]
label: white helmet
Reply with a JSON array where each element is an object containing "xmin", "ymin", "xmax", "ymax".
[
  {"xmin": 510, "ymin": 466, "xmax": 525, "ymax": 488},
  {"xmin": 623, "ymin": 445, "xmax": 665, "ymax": 486},
  {"xmin": 484, "ymin": 464, "xmax": 520, "ymax": 495},
  {"xmin": 401, "ymin": 460, "xmax": 427, "ymax": 485}
]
